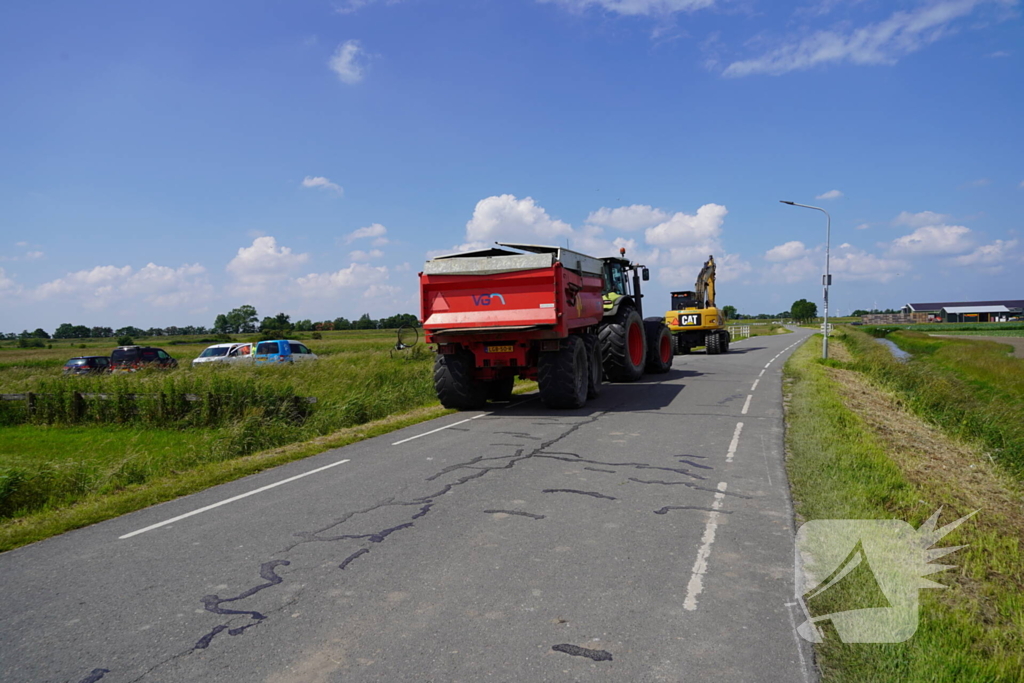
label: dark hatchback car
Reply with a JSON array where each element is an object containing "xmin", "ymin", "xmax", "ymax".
[
  {"xmin": 62, "ymin": 356, "xmax": 111, "ymax": 375},
  {"xmin": 110, "ymin": 346, "xmax": 178, "ymax": 372}
]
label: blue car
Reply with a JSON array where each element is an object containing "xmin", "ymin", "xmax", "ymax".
[{"xmin": 252, "ymin": 339, "xmax": 318, "ymax": 365}]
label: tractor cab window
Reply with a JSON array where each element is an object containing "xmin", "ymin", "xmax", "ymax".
[{"xmin": 603, "ymin": 261, "xmax": 629, "ymax": 297}]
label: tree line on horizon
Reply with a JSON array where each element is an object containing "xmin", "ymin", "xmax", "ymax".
[{"xmin": 3, "ymin": 305, "xmax": 420, "ymax": 342}]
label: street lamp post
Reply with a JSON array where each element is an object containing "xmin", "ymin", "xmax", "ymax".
[{"xmin": 780, "ymin": 200, "xmax": 831, "ymax": 360}]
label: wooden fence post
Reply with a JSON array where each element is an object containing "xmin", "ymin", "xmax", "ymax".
[{"xmin": 72, "ymin": 391, "xmax": 85, "ymax": 422}]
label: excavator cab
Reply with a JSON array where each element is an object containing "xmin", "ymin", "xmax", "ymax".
[{"xmin": 671, "ymin": 291, "xmax": 698, "ymax": 310}]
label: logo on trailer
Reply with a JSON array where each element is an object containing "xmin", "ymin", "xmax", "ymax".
[
  {"xmin": 679, "ymin": 314, "xmax": 701, "ymax": 326},
  {"xmin": 472, "ymin": 293, "xmax": 507, "ymax": 306}
]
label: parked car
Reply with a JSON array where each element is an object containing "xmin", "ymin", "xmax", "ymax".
[
  {"xmin": 110, "ymin": 346, "xmax": 178, "ymax": 372},
  {"xmin": 62, "ymin": 356, "xmax": 111, "ymax": 375},
  {"xmin": 252, "ymin": 339, "xmax": 318, "ymax": 365},
  {"xmin": 192, "ymin": 342, "xmax": 253, "ymax": 367}
]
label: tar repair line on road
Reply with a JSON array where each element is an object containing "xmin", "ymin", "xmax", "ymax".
[{"xmin": 119, "ymin": 458, "xmax": 352, "ymax": 540}]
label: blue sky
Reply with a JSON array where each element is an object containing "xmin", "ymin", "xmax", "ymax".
[{"xmin": 1, "ymin": 0, "xmax": 1022, "ymax": 332}]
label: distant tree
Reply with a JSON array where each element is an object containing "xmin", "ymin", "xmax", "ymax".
[
  {"xmin": 17, "ymin": 337, "xmax": 45, "ymax": 348},
  {"xmin": 721, "ymin": 305, "xmax": 737, "ymax": 320},
  {"xmin": 30, "ymin": 328, "xmax": 51, "ymax": 339},
  {"xmin": 851, "ymin": 309, "xmax": 869, "ymax": 316},
  {"xmin": 294, "ymin": 319, "xmax": 313, "ymax": 332},
  {"xmin": 90, "ymin": 326, "xmax": 113, "ymax": 338},
  {"xmin": 117, "ymin": 335, "xmax": 134, "ymax": 346},
  {"xmin": 116, "ymin": 326, "xmax": 144, "ymax": 338},
  {"xmin": 333, "ymin": 317, "xmax": 352, "ymax": 331},
  {"xmin": 354, "ymin": 313, "xmax": 375, "ymax": 330},
  {"xmin": 70, "ymin": 324, "xmax": 91, "ymax": 338},
  {"xmin": 163, "ymin": 326, "xmax": 180, "ymax": 336},
  {"xmin": 791, "ymin": 299, "xmax": 818, "ymax": 321},
  {"xmin": 53, "ymin": 323, "xmax": 76, "ymax": 339},
  {"xmin": 214, "ymin": 305, "xmax": 259, "ymax": 334},
  {"xmin": 146, "ymin": 327, "xmax": 165, "ymax": 337},
  {"xmin": 259, "ymin": 313, "xmax": 293, "ymax": 333},
  {"xmin": 314, "ymin": 321, "xmax": 334, "ymax": 331}
]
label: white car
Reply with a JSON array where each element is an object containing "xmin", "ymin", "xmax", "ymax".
[{"xmin": 192, "ymin": 342, "xmax": 254, "ymax": 367}]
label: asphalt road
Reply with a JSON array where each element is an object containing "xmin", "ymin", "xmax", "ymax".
[{"xmin": 1, "ymin": 327, "xmax": 818, "ymax": 683}]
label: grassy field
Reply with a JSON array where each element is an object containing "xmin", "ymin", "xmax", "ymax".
[
  {"xmin": 0, "ymin": 330, "xmax": 448, "ymax": 550},
  {"xmin": 784, "ymin": 330, "xmax": 1024, "ymax": 681}
]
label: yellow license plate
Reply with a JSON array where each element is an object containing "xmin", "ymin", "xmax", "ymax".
[{"xmin": 486, "ymin": 345, "xmax": 514, "ymax": 353}]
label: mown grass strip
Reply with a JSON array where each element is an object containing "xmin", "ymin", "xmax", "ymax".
[{"xmin": 784, "ymin": 335, "xmax": 1023, "ymax": 682}]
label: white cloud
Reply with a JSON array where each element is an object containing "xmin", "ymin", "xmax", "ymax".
[
  {"xmin": 349, "ymin": 249, "xmax": 385, "ymax": 261},
  {"xmin": 1019, "ymin": 180, "xmax": 1024, "ymax": 188},
  {"xmin": 765, "ymin": 240, "xmax": 810, "ymax": 262},
  {"xmin": 855, "ymin": 223, "xmax": 871, "ymax": 230},
  {"xmin": 345, "ymin": 223, "xmax": 388, "ymax": 244},
  {"xmin": 363, "ymin": 284, "xmax": 402, "ymax": 299},
  {"xmin": 815, "ymin": 189, "xmax": 843, "ymax": 200},
  {"xmin": 963, "ymin": 177, "xmax": 991, "ymax": 187},
  {"xmin": 24, "ymin": 251, "xmax": 44, "ymax": 260},
  {"xmin": 764, "ymin": 256, "xmax": 822, "ymax": 284},
  {"xmin": 335, "ymin": 0, "xmax": 407, "ymax": 14},
  {"xmin": 14, "ymin": 241, "xmax": 28, "ymax": 247},
  {"xmin": 301, "ymin": 176, "xmax": 343, "ymax": 195},
  {"xmin": 295, "ymin": 263, "xmax": 389, "ymax": 296},
  {"xmin": 538, "ymin": 0, "xmax": 717, "ymax": 17},
  {"xmin": 226, "ymin": 236, "xmax": 309, "ymax": 294},
  {"xmin": 644, "ymin": 203, "xmax": 727, "ymax": 246},
  {"xmin": 724, "ymin": 0, "xmax": 1000, "ymax": 77},
  {"xmin": 329, "ymin": 40, "xmax": 368, "ymax": 85},
  {"xmin": 0, "ymin": 267, "xmax": 18, "ymax": 292},
  {"xmin": 987, "ymin": 50, "xmax": 1011, "ymax": 57},
  {"xmin": 465, "ymin": 194, "xmax": 572, "ymax": 245},
  {"xmin": 892, "ymin": 210, "xmax": 954, "ymax": 228},
  {"xmin": 830, "ymin": 244, "xmax": 909, "ymax": 282},
  {"xmin": 32, "ymin": 263, "xmax": 211, "ymax": 310},
  {"xmin": 947, "ymin": 239, "xmax": 1018, "ymax": 268},
  {"xmin": 887, "ymin": 224, "xmax": 974, "ymax": 256},
  {"xmin": 586, "ymin": 204, "xmax": 670, "ymax": 231}
]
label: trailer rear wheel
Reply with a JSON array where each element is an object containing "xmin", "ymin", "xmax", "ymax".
[
  {"xmin": 581, "ymin": 333, "xmax": 602, "ymax": 399},
  {"xmin": 485, "ymin": 376, "xmax": 515, "ymax": 403},
  {"xmin": 434, "ymin": 350, "xmax": 486, "ymax": 410},
  {"xmin": 538, "ymin": 335, "xmax": 588, "ymax": 408},
  {"xmin": 600, "ymin": 307, "xmax": 646, "ymax": 382},
  {"xmin": 643, "ymin": 321, "xmax": 673, "ymax": 374}
]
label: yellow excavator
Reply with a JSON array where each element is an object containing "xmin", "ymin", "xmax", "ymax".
[{"xmin": 664, "ymin": 255, "xmax": 730, "ymax": 354}]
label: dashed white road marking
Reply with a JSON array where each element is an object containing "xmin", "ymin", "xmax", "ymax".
[
  {"xmin": 392, "ymin": 414, "xmax": 486, "ymax": 446},
  {"xmin": 750, "ymin": 379, "xmax": 759, "ymax": 391},
  {"xmin": 683, "ymin": 481, "xmax": 728, "ymax": 611},
  {"xmin": 758, "ymin": 369, "xmax": 766, "ymax": 377},
  {"xmin": 120, "ymin": 458, "xmax": 352, "ymax": 539},
  {"xmin": 741, "ymin": 394, "xmax": 752, "ymax": 415},
  {"xmin": 726, "ymin": 422, "xmax": 744, "ymax": 463}
]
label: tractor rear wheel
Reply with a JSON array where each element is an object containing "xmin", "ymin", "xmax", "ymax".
[
  {"xmin": 434, "ymin": 350, "xmax": 486, "ymax": 410},
  {"xmin": 581, "ymin": 333, "xmax": 602, "ymax": 399},
  {"xmin": 538, "ymin": 335, "xmax": 588, "ymax": 408},
  {"xmin": 643, "ymin": 321, "xmax": 673, "ymax": 373},
  {"xmin": 485, "ymin": 376, "xmax": 515, "ymax": 402},
  {"xmin": 600, "ymin": 307, "xmax": 646, "ymax": 382}
]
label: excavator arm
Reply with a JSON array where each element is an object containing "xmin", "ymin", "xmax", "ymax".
[{"xmin": 694, "ymin": 256, "xmax": 716, "ymax": 309}]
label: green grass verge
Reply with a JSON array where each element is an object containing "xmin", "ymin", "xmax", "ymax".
[{"xmin": 784, "ymin": 337, "xmax": 1023, "ymax": 682}]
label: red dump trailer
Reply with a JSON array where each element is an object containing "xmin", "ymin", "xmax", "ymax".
[{"xmin": 420, "ymin": 243, "xmax": 672, "ymax": 409}]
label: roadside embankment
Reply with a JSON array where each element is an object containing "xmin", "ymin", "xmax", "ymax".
[{"xmin": 783, "ymin": 330, "xmax": 1024, "ymax": 682}]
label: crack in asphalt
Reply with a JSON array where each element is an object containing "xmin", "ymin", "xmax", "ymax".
[
  {"xmin": 628, "ymin": 478, "xmax": 753, "ymax": 498},
  {"xmin": 654, "ymin": 505, "xmax": 734, "ymax": 515},
  {"xmin": 536, "ymin": 454, "xmax": 707, "ymax": 480},
  {"xmin": 583, "ymin": 467, "xmax": 616, "ymax": 473},
  {"xmin": 543, "ymin": 489, "xmax": 617, "ymax": 500},
  {"xmin": 483, "ymin": 509, "xmax": 546, "ymax": 520},
  {"xmin": 160, "ymin": 414, "xmax": 605, "ymax": 668}
]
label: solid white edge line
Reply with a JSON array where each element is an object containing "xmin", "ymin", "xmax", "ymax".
[
  {"xmin": 726, "ymin": 421, "xmax": 744, "ymax": 463},
  {"xmin": 683, "ymin": 481, "xmax": 728, "ymax": 611},
  {"xmin": 119, "ymin": 458, "xmax": 352, "ymax": 539},
  {"xmin": 741, "ymin": 394, "xmax": 752, "ymax": 415},
  {"xmin": 392, "ymin": 414, "xmax": 483, "ymax": 446}
]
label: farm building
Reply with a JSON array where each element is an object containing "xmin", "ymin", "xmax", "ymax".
[{"xmin": 901, "ymin": 300, "xmax": 1024, "ymax": 323}]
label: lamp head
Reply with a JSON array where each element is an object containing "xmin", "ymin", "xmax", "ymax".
[{"xmin": 780, "ymin": 200, "xmax": 795, "ymax": 205}]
